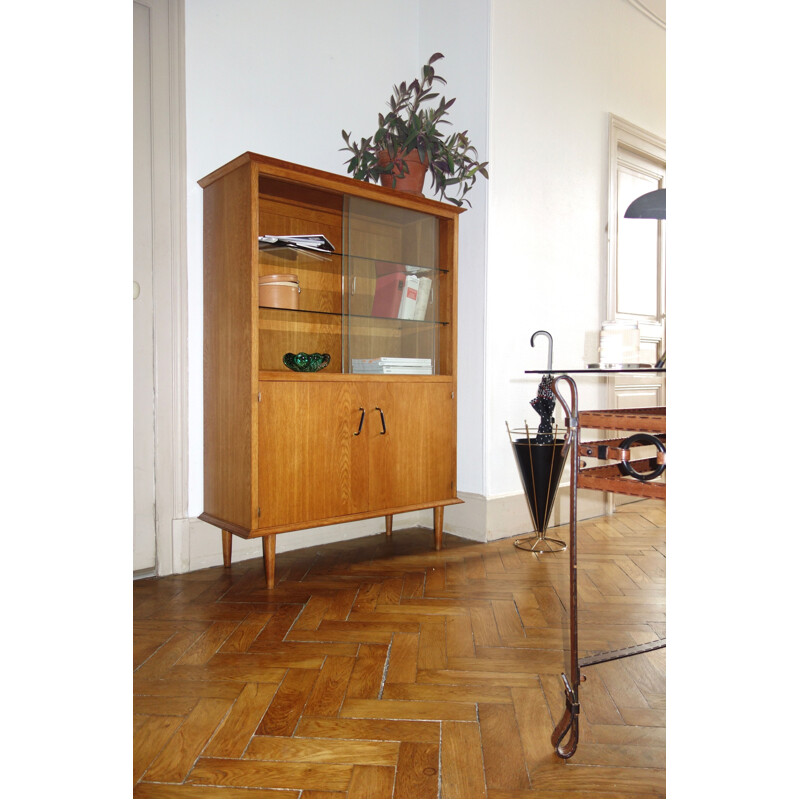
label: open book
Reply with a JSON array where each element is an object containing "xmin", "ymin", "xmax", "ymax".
[{"xmin": 258, "ymin": 234, "xmax": 335, "ymax": 254}]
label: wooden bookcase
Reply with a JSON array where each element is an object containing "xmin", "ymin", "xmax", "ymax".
[{"xmin": 198, "ymin": 152, "xmax": 463, "ymax": 586}]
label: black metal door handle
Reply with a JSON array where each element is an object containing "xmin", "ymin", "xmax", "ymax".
[
  {"xmin": 353, "ymin": 407, "xmax": 365, "ymax": 436},
  {"xmin": 375, "ymin": 406, "xmax": 387, "ymax": 434}
]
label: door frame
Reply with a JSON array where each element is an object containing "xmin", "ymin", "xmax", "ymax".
[
  {"xmin": 605, "ymin": 114, "xmax": 666, "ymax": 511},
  {"xmin": 133, "ymin": 0, "xmax": 188, "ymax": 576},
  {"xmin": 606, "ymin": 113, "xmax": 666, "ymax": 330}
]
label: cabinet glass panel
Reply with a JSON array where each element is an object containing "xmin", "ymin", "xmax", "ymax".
[{"xmin": 343, "ymin": 196, "xmax": 447, "ymax": 375}]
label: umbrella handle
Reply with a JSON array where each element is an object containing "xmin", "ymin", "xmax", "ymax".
[{"xmin": 530, "ymin": 330, "xmax": 553, "ymax": 372}]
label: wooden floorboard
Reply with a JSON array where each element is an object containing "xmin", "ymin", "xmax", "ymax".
[{"xmin": 133, "ymin": 500, "xmax": 665, "ymax": 798}]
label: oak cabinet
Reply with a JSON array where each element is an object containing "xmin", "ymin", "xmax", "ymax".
[
  {"xmin": 198, "ymin": 153, "xmax": 462, "ymax": 586},
  {"xmin": 365, "ymin": 381, "xmax": 455, "ymax": 510},
  {"xmin": 257, "ymin": 379, "xmax": 454, "ymax": 530},
  {"xmin": 256, "ymin": 379, "xmax": 370, "ymax": 528}
]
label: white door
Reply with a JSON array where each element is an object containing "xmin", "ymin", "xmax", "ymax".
[{"xmin": 133, "ymin": 0, "xmax": 157, "ymax": 573}]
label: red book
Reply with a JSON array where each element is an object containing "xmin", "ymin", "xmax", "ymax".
[
  {"xmin": 375, "ymin": 260, "xmax": 399, "ymax": 277},
  {"xmin": 371, "ymin": 271, "xmax": 405, "ymax": 317}
]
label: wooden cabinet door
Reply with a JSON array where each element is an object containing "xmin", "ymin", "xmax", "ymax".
[
  {"xmin": 366, "ymin": 382, "xmax": 455, "ymax": 511},
  {"xmin": 258, "ymin": 381, "xmax": 369, "ymax": 528}
]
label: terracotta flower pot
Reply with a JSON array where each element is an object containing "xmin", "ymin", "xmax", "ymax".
[{"xmin": 378, "ymin": 149, "xmax": 427, "ymax": 196}]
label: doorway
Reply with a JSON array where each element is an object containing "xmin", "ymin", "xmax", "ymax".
[{"xmin": 132, "ymin": 0, "xmax": 186, "ymax": 576}]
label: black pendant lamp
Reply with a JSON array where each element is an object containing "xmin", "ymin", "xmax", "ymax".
[{"xmin": 624, "ymin": 188, "xmax": 666, "ymax": 220}]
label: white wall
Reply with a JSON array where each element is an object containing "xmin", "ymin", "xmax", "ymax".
[
  {"xmin": 485, "ymin": 0, "xmax": 665, "ymax": 498},
  {"xmin": 181, "ymin": 0, "xmax": 664, "ymax": 561},
  {"xmin": 418, "ymin": 1, "xmax": 491, "ymax": 496}
]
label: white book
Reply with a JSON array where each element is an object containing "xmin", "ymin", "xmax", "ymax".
[
  {"xmin": 351, "ymin": 357, "xmax": 432, "ymax": 375},
  {"xmin": 352, "ymin": 357, "xmax": 431, "ymax": 367},
  {"xmin": 379, "ymin": 366, "xmax": 432, "ymax": 374},
  {"xmin": 412, "ymin": 276, "xmax": 432, "ymax": 320},
  {"xmin": 397, "ymin": 274, "xmax": 420, "ymax": 320},
  {"xmin": 351, "ymin": 366, "xmax": 433, "ymax": 374}
]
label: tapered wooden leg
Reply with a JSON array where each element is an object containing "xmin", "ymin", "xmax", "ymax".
[
  {"xmin": 222, "ymin": 530, "xmax": 232, "ymax": 567},
  {"xmin": 385, "ymin": 514, "xmax": 393, "ymax": 537},
  {"xmin": 262, "ymin": 535, "xmax": 276, "ymax": 589},
  {"xmin": 433, "ymin": 506, "xmax": 444, "ymax": 551}
]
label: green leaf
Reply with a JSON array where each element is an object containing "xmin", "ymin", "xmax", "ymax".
[{"xmin": 338, "ymin": 51, "xmax": 487, "ymax": 206}]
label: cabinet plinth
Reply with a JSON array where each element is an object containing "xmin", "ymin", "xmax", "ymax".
[{"xmin": 199, "ymin": 153, "xmax": 462, "ymax": 585}]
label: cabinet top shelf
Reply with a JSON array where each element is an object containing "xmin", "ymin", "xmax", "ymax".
[{"xmin": 199, "ymin": 151, "xmax": 466, "ymax": 219}]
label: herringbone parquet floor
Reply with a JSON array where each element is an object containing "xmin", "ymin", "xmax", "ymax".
[{"xmin": 133, "ymin": 500, "xmax": 665, "ymax": 798}]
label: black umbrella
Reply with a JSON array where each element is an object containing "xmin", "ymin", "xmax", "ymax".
[{"xmin": 507, "ymin": 374, "xmax": 568, "ymax": 553}]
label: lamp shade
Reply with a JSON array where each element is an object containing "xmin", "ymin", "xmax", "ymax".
[{"xmin": 624, "ymin": 188, "xmax": 666, "ymax": 220}]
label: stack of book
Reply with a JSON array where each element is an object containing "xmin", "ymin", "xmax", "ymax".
[{"xmin": 351, "ymin": 357, "xmax": 432, "ymax": 375}]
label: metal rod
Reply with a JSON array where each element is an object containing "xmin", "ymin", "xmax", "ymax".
[
  {"xmin": 550, "ymin": 374, "xmax": 581, "ymax": 758},
  {"xmin": 579, "ymin": 638, "xmax": 666, "ymax": 668}
]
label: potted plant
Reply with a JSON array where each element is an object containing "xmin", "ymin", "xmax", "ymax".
[{"xmin": 340, "ymin": 53, "xmax": 488, "ymax": 207}]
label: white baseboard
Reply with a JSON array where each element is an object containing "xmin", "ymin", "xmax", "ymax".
[
  {"xmin": 168, "ymin": 510, "xmax": 429, "ymax": 575},
  {"xmin": 446, "ymin": 486, "xmax": 609, "ymax": 543},
  {"xmin": 165, "ymin": 489, "xmax": 610, "ymax": 576}
]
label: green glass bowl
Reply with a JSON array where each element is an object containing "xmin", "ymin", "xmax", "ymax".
[{"xmin": 282, "ymin": 352, "xmax": 331, "ymax": 372}]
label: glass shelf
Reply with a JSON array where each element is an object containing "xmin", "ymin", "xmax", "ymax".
[
  {"xmin": 258, "ymin": 305, "xmax": 448, "ymax": 325},
  {"xmin": 258, "ymin": 244, "xmax": 335, "ymax": 262},
  {"xmin": 525, "ymin": 367, "xmax": 666, "ymax": 375},
  {"xmin": 258, "ymin": 246, "xmax": 449, "ymax": 275}
]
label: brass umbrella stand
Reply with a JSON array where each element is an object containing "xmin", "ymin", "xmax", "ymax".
[
  {"xmin": 507, "ymin": 330, "xmax": 569, "ymax": 553},
  {"xmin": 506, "ymin": 421, "xmax": 568, "ymax": 553}
]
